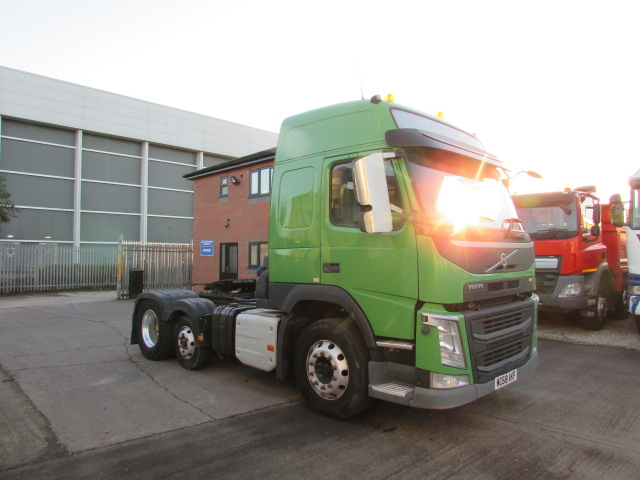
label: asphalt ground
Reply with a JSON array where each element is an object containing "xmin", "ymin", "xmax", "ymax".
[{"xmin": 0, "ymin": 291, "xmax": 639, "ymax": 477}]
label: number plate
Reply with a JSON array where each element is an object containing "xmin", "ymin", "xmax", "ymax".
[{"xmin": 494, "ymin": 369, "xmax": 518, "ymax": 390}]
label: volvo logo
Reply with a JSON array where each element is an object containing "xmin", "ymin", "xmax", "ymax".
[{"xmin": 485, "ymin": 250, "xmax": 518, "ymax": 273}]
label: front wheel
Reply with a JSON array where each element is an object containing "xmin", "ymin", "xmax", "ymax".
[
  {"xmin": 135, "ymin": 300, "xmax": 175, "ymax": 360},
  {"xmin": 294, "ymin": 318, "xmax": 372, "ymax": 419},
  {"xmin": 581, "ymin": 284, "xmax": 608, "ymax": 330},
  {"xmin": 174, "ymin": 315, "xmax": 211, "ymax": 370}
]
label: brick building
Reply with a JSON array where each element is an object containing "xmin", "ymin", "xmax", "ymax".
[{"xmin": 185, "ymin": 148, "xmax": 275, "ymax": 291}]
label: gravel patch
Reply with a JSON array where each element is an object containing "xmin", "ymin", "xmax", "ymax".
[{"xmin": 538, "ymin": 313, "xmax": 640, "ymax": 351}]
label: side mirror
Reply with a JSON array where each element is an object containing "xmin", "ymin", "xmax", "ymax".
[
  {"xmin": 611, "ymin": 207, "xmax": 625, "ymax": 227},
  {"xmin": 353, "ymin": 152, "xmax": 393, "ymax": 233},
  {"xmin": 610, "ymin": 194, "xmax": 626, "ymax": 227},
  {"xmin": 593, "ymin": 204, "xmax": 601, "ymax": 225},
  {"xmin": 590, "ymin": 225, "xmax": 601, "ymax": 237}
]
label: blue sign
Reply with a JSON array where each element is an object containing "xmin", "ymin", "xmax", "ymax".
[{"xmin": 200, "ymin": 239, "xmax": 214, "ymax": 256}]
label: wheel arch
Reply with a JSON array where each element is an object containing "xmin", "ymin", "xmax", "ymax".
[
  {"xmin": 584, "ymin": 263, "xmax": 614, "ymax": 296},
  {"xmin": 271, "ymin": 284, "xmax": 379, "ymax": 380},
  {"xmin": 167, "ymin": 297, "xmax": 217, "ymax": 326},
  {"xmin": 130, "ymin": 289, "xmax": 199, "ymax": 344}
]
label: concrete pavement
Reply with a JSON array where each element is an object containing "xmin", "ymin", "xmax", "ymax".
[
  {"xmin": 0, "ymin": 291, "xmax": 638, "ymax": 473},
  {"xmin": 0, "ymin": 292, "xmax": 300, "ymax": 470}
]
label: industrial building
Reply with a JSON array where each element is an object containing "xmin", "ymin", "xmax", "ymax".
[{"xmin": 0, "ymin": 65, "xmax": 278, "ymax": 247}]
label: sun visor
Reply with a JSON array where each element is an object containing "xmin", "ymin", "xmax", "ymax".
[{"xmin": 385, "ymin": 128, "xmax": 503, "ymax": 167}]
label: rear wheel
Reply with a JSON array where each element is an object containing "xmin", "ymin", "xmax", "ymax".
[
  {"xmin": 174, "ymin": 315, "xmax": 211, "ymax": 370},
  {"xmin": 608, "ymin": 290, "xmax": 628, "ymax": 320},
  {"xmin": 135, "ymin": 300, "xmax": 175, "ymax": 360},
  {"xmin": 294, "ymin": 318, "xmax": 372, "ymax": 419}
]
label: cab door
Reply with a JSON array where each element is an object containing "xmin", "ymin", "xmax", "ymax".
[{"xmin": 321, "ymin": 154, "xmax": 418, "ymax": 339}]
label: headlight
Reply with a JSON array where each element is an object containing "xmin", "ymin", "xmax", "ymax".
[
  {"xmin": 422, "ymin": 314, "xmax": 467, "ymax": 369},
  {"xmin": 630, "ymin": 285, "xmax": 640, "ymax": 295},
  {"xmin": 559, "ymin": 282, "xmax": 582, "ymax": 297}
]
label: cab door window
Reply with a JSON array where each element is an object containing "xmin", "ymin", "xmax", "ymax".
[
  {"xmin": 580, "ymin": 196, "xmax": 597, "ymax": 236},
  {"xmin": 329, "ymin": 159, "xmax": 402, "ymax": 229}
]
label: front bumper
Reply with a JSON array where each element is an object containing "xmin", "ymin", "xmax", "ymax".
[
  {"xmin": 629, "ymin": 295, "xmax": 640, "ymax": 315},
  {"xmin": 410, "ymin": 351, "xmax": 538, "ymax": 409},
  {"xmin": 368, "ymin": 351, "xmax": 539, "ymax": 410},
  {"xmin": 537, "ymin": 275, "xmax": 588, "ymax": 312}
]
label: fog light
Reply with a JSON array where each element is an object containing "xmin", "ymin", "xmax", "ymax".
[
  {"xmin": 431, "ymin": 373, "xmax": 470, "ymax": 389},
  {"xmin": 559, "ymin": 282, "xmax": 582, "ymax": 297}
]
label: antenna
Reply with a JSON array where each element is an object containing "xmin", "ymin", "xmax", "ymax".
[{"xmin": 357, "ymin": 59, "xmax": 364, "ymax": 100}]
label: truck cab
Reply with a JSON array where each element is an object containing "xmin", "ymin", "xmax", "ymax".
[
  {"xmin": 261, "ymin": 98, "xmax": 538, "ymax": 415},
  {"xmin": 512, "ymin": 188, "xmax": 627, "ymax": 329}
]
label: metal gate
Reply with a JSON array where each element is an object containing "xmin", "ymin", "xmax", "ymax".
[{"xmin": 117, "ymin": 240, "xmax": 193, "ymax": 299}]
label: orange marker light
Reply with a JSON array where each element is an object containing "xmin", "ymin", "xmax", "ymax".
[
  {"xmin": 267, "ymin": 345, "xmax": 275, "ymax": 352},
  {"xmin": 385, "ymin": 94, "xmax": 395, "ymax": 102}
]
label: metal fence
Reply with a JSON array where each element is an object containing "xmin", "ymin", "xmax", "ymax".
[
  {"xmin": 0, "ymin": 243, "xmax": 118, "ymax": 294},
  {"xmin": 0, "ymin": 241, "xmax": 193, "ymax": 297},
  {"xmin": 117, "ymin": 240, "xmax": 193, "ymax": 299}
]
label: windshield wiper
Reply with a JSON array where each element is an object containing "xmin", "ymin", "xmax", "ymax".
[{"xmin": 530, "ymin": 228, "xmax": 574, "ymax": 239}]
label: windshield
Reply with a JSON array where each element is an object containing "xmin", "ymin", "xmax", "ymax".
[
  {"xmin": 405, "ymin": 147, "xmax": 520, "ymax": 233},
  {"xmin": 391, "ymin": 109, "xmax": 484, "ymax": 149},
  {"xmin": 515, "ymin": 203, "xmax": 579, "ymax": 239}
]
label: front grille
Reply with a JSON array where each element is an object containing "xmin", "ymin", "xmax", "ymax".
[
  {"xmin": 471, "ymin": 306, "xmax": 526, "ymax": 336},
  {"xmin": 535, "ymin": 272, "xmax": 558, "ymax": 294},
  {"xmin": 464, "ymin": 298, "xmax": 535, "ymax": 384},
  {"xmin": 476, "ymin": 337, "xmax": 531, "ymax": 368}
]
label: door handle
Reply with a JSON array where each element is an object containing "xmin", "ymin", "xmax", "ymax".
[{"xmin": 323, "ymin": 263, "xmax": 340, "ymax": 273}]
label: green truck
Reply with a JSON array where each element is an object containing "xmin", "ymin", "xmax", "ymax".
[{"xmin": 131, "ymin": 96, "xmax": 538, "ymax": 419}]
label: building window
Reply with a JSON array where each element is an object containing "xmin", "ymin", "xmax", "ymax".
[
  {"xmin": 250, "ymin": 167, "xmax": 273, "ymax": 196},
  {"xmin": 249, "ymin": 242, "xmax": 268, "ymax": 267},
  {"xmin": 220, "ymin": 176, "xmax": 228, "ymax": 197}
]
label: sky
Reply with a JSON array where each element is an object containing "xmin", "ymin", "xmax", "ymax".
[{"xmin": 1, "ymin": 0, "xmax": 639, "ymax": 202}]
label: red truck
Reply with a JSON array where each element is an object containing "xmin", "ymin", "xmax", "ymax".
[{"xmin": 512, "ymin": 187, "xmax": 627, "ymax": 329}]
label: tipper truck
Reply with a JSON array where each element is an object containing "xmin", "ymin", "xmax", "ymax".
[
  {"xmin": 512, "ymin": 188, "xmax": 627, "ymax": 330},
  {"xmin": 131, "ymin": 96, "xmax": 539, "ymax": 419},
  {"xmin": 625, "ymin": 168, "xmax": 640, "ymax": 333}
]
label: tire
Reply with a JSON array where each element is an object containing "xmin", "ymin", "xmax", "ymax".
[
  {"xmin": 174, "ymin": 315, "xmax": 211, "ymax": 370},
  {"xmin": 608, "ymin": 290, "xmax": 628, "ymax": 320},
  {"xmin": 294, "ymin": 317, "xmax": 372, "ymax": 419},
  {"xmin": 581, "ymin": 283, "xmax": 608, "ymax": 331},
  {"xmin": 135, "ymin": 300, "xmax": 175, "ymax": 360},
  {"xmin": 635, "ymin": 315, "xmax": 640, "ymax": 335}
]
